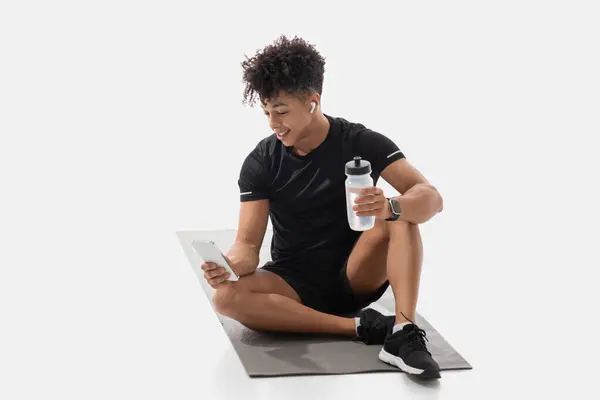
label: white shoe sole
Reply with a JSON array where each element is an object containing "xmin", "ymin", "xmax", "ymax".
[
  {"xmin": 379, "ymin": 348, "xmax": 441, "ymax": 379},
  {"xmin": 378, "ymin": 348, "xmax": 426, "ymax": 375}
]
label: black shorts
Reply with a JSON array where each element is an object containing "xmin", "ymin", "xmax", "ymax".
[{"xmin": 261, "ymin": 256, "xmax": 389, "ymax": 316}]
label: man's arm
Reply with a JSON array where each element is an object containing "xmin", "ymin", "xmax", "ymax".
[
  {"xmin": 381, "ymin": 158, "xmax": 444, "ymax": 224},
  {"xmin": 225, "ymin": 199, "xmax": 269, "ymax": 276}
]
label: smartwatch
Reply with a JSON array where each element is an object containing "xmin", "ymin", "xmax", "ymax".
[{"xmin": 385, "ymin": 197, "xmax": 402, "ymax": 221}]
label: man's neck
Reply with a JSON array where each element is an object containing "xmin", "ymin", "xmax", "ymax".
[{"xmin": 292, "ymin": 113, "xmax": 330, "ymax": 156}]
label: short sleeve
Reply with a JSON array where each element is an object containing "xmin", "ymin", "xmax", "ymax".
[
  {"xmin": 237, "ymin": 146, "xmax": 271, "ymax": 202},
  {"xmin": 356, "ymin": 129, "xmax": 406, "ymax": 176}
]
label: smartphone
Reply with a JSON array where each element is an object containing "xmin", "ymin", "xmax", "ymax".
[{"xmin": 191, "ymin": 240, "xmax": 239, "ymax": 281}]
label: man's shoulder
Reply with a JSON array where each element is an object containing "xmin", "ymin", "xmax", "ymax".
[
  {"xmin": 240, "ymin": 135, "xmax": 281, "ymax": 174},
  {"xmin": 328, "ymin": 114, "xmax": 376, "ymax": 140},
  {"xmin": 248, "ymin": 134, "xmax": 279, "ymax": 157}
]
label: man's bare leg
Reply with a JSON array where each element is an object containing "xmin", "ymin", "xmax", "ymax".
[
  {"xmin": 386, "ymin": 220, "xmax": 423, "ymax": 324},
  {"xmin": 345, "ymin": 219, "xmax": 423, "ymax": 324},
  {"xmin": 212, "ymin": 269, "xmax": 356, "ymax": 336}
]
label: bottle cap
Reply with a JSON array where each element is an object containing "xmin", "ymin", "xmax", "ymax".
[{"xmin": 345, "ymin": 156, "xmax": 372, "ymax": 175}]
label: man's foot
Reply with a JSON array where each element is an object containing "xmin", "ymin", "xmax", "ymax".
[
  {"xmin": 378, "ymin": 323, "xmax": 441, "ymax": 380},
  {"xmin": 353, "ymin": 308, "xmax": 395, "ymax": 345}
]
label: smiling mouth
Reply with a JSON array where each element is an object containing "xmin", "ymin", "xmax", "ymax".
[{"xmin": 275, "ymin": 130, "xmax": 289, "ymax": 139}]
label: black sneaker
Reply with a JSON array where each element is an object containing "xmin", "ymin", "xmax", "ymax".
[
  {"xmin": 379, "ymin": 318, "xmax": 441, "ymax": 380},
  {"xmin": 353, "ymin": 308, "xmax": 395, "ymax": 345}
]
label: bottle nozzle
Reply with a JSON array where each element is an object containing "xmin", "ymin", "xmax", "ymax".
[{"xmin": 346, "ymin": 156, "xmax": 371, "ymax": 176}]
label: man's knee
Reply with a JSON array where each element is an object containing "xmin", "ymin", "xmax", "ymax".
[
  {"xmin": 360, "ymin": 219, "xmax": 418, "ymax": 246},
  {"xmin": 212, "ymin": 283, "xmax": 239, "ymax": 315}
]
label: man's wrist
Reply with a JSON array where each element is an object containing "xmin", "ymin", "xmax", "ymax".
[
  {"xmin": 385, "ymin": 196, "xmax": 402, "ymax": 221},
  {"xmin": 226, "ymin": 246, "xmax": 259, "ymax": 276}
]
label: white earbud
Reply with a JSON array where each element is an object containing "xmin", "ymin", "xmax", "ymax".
[{"xmin": 310, "ymin": 102, "xmax": 316, "ymax": 114}]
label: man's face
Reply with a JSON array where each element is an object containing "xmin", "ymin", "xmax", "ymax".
[{"xmin": 261, "ymin": 91, "xmax": 315, "ymax": 147}]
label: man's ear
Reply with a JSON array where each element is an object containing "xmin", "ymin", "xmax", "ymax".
[{"xmin": 307, "ymin": 93, "xmax": 320, "ymax": 112}]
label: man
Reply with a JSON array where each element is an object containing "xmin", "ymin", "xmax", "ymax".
[{"xmin": 201, "ymin": 35, "xmax": 444, "ymax": 380}]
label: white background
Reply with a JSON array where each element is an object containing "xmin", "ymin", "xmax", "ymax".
[{"xmin": 1, "ymin": 1, "xmax": 599, "ymax": 399}]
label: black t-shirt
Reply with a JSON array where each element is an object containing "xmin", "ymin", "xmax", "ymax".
[{"xmin": 238, "ymin": 114, "xmax": 405, "ymax": 273}]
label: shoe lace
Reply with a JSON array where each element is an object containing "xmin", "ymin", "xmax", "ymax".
[{"xmin": 399, "ymin": 311, "xmax": 431, "ymax": 354}]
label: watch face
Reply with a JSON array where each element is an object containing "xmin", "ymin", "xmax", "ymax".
[{"xmin": 390, "ymin": 199, "xmax": 402, "ymax": 215}]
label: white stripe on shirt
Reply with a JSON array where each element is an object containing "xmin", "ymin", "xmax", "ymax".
[{"xmin": 387, "ymin": 150, "xmax": 403, "ymax": 158}]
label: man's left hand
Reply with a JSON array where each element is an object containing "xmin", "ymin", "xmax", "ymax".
[{"xmin": 352, "ymin": 187, "xmax": 393, "ymax": 220}]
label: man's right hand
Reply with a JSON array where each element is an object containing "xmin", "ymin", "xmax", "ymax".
[{"xmin": 201, "ymin": 262, "xmax": 231, "ymax": 288}]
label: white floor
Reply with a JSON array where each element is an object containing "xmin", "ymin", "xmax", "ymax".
[{"xmin": 1, "ymin": 222, "xmax": 594, "ymax": 400}]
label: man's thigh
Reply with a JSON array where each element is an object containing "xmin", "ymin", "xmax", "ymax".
[
  {"xmin": 231, "ymin": 267, "xmax": 302, "ymax": 303},
  {"xmin": 345, "ymin": 219, "xmax": 390, "ymax": 295}
]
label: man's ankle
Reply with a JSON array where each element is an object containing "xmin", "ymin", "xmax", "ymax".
[
  {"xmin": 395, "ymin": 316, "xmax": 411, "ymax": 325},
  {"xmin": 343, "ymin": 317, "xmax": 357, "ymax": 337},
  {"xmin": 395, "ymin": 310, "xmax": 415, "ymax": 325}
]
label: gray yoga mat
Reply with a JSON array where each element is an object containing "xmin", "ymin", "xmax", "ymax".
[{"xmin": 177, "ymin": 229, "xmax": 472, "ymax": 377}]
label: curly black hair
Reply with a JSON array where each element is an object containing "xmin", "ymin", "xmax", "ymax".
[{"xmin": 241, "ymin": 35, "xmax": 326, "ymax": 106}]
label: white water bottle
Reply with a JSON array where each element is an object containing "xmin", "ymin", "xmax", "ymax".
[{"xmin": 345, "ymin": 156, "xmax": 375, "ymax": 231}]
